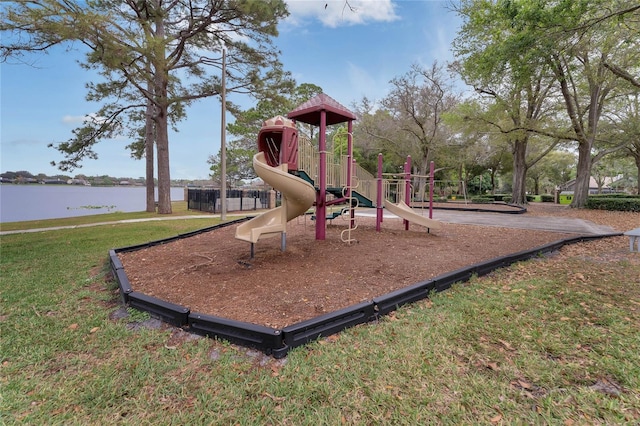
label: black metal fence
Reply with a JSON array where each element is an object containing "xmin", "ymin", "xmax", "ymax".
[{"xmin": 187, "ymin": 189, "xmax": 273, "ymax": 213}]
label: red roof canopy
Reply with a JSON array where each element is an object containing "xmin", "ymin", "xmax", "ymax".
[{"xmin": 287, "ymin": 93, "xmax": 356, "ymax": 126}]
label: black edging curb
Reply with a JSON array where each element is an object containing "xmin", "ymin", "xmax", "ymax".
[
  {"xmin": 109, "ymin": 218, "xmax": 622, "ymax": 359},
  {"xmin": 428, "ymin": 203, "xmax": 527, "ymax": 214}
]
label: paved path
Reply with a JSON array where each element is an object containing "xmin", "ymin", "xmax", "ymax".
[
  {"xmin": 355, "ymin": 209, "xmax": 618, "ymax": 235},
  {"xmin": 0, "ymin": 208, "xmax": 618, "ymax": 236},
  {"xmin": 0, "ymin": 215, "xmax": 216, "ymax": 235}
]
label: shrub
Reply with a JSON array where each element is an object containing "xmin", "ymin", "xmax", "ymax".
[
  {"xmin": 487, "ymin": 194, "xmax": 508, "ymax": 202},
  {"xmin": 541, "ymin": 194, "xmax": 554, "ymax": 202},
  {"xmin": 470, "ymin": 196, "xmax": 494, "ymax": 204},
  {"xmin": 589, "ymin": 193, "xmax": 640, "ymax": 199},
  {"xmin": 585, "ymin": 196, "xmax": 640, "ymax": 212}
]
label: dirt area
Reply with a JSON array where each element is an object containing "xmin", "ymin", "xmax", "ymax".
[{"xmin": 118, "ymin": 203, "xmax": 639, "ymax": 329}]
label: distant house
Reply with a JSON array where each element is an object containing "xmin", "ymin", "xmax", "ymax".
[
  {"xmin": 609, "ymin": 176, "xmax": 638, "ymax": 194},
  {"xmin": 119, "ymin": 180, "xmax": 131, "ymax": 186},
  {"xmin": 251, "ymin": 178, "xmax": 266, "ymax": 188},
  {"xmin": 67, "ymin": 178, "xmax": 89, "ymax": 185},
  {"xmin": 43, "ymin": 179, "xmax": 67, "ymax": 185},
  {"xmin": 189, "ymin": 180, "xmax": 216, "ymax": 188},
  {"xmin": 560, "ymin": 177, "xmax": 616, "ymax": 194}
]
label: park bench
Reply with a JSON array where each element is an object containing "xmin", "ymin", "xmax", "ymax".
[{"xmin": 623, "ymin": 228, "xmax": 640, "ymax": 253}]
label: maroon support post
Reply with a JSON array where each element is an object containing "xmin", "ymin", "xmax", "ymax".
[
  {"xmin": 404, "ymin": 155, "xmax": 411, "ymax": 231},
  {"xmin": 316, "ymin": 110, "xmax": 327, "ymax": 240},
  {"xmin": 429, "ymin": 161, "xmax": 435, "ymax": 219},
  {"xmin": 347, "ymin": 121, "xmax": 355, "ymax": 228}
]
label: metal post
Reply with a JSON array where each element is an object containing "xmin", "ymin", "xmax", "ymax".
[{"xmin": 220, "ymin": 47, "xmax": 227, "ymax": 221}]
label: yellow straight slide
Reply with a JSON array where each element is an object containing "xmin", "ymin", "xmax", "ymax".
[
  {"xmin": 384, "ymin": 200, "xmax": 441, "ymax": 230},
  {"xmin": 235, "ymin": 152, "xmax": 316, "ymax": 244}
]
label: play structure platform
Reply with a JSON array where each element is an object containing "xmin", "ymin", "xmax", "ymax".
[
  {"xmin": 113, "ymin": 93, "xmax": 600, "ymax": 358},
  {"xmin": 232, "ymin": 96, "xmax": 442, "ymax": 257},
  {"xmin": 108, "ymin": 91, "xmax": 623, "ymax": 356}
]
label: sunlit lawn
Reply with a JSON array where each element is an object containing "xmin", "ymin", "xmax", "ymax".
[{"xmin": 1, "ymin": 210, "xmax": 639, "ymax": 424}]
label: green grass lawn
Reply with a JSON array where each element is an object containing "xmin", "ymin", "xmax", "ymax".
[{"xmin": 1, "ymin": 209, "xmax": 639, "ymax": 424}]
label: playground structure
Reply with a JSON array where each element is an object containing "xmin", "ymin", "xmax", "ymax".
[
  {"xmin": 107, "ymin": 93, "xmax": 627, "ymax": 359},
  {"xmin": 234, "ymin": 93, "xmax": 441, "ymax": 255},
  {"xmin": 375, "ymin": 153, "xmax": 441, "ymax": 233}
]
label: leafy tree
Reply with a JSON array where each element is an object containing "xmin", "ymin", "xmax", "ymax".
[
  {"xmin": 451, "ymin": 3, "xmax": 572, "ymax": 205},
  {"xmin": 1, "ymin": 0, "xmax": 290, "ymax": 213},
  {"xmin": 447, "ymin": 129, "xmax": 511, "ymax": 197},
  {"xmin": 577, "ymin": 4, "xmax": 640, "ymax": 88},
  {"xmin": 541, "ymin": 2, "xmax": 636, "ymax": 207},
  {"xmin": 355, "ymin": 62, "xmax": 459, "ymax": 199},
  {"xmin": 208, "ymin": 83, "xmax": 322, "ymax": 184},
  {"xmin": 602, "ymin": 92, "xmax": 640, "ymax": 194},
  {"xmin": 352, "ymin": 97, "xmax": 407, "ymax": 175},
  {"xmin": 527, "ymin": 150, "xmax": 576, "ymax": 195},
  {"xmin": 328, "ymin": 125, "xmax": 363, "ymax": 164},
  {"xmin": 452, "ymin": 0, "xmax": 638, "ymax": 207},
  {"xmin": 14, "ymin": 171, "xmax": 34, "ymax": 179},
  {"xmin": 0, "ymin": 172, "xmax": 18, "ymax": 180}
]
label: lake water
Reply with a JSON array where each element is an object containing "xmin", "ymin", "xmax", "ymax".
[{"xmin": 0, "ymin": 184, "xmax": 186, "ymax": 223}]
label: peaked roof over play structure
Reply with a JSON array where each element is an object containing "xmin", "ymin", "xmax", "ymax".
[{"xmin": 287, "ymin": 93, "xmax": 356, "ymax": 126}]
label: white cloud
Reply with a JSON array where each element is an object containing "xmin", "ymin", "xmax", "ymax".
[
  {"xmin": 346, "ymin": 61, "xmax": 386, "ymax": 103},
  {"xmin": 285, "ymin": 0, "xmax": 398, "ymax": 28},
  {"xmin": 422, "ymin": 24, "xmax": 456, "ymax": 64}
]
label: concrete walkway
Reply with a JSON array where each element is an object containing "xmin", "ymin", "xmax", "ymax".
[
  {"xmin": 433, "ymin": 210, "xmax": 617, "ymax": 235},
  {"xmin": 0, "ymin": 215, "xmax": 217, "ymax": 236},
  {"xmin": 0, "ymin": 207, "xmax": 618, "ymax": 236},
  {"xmin": 355, "ymin": 208, "xmax": 618, "ymax": 235}
]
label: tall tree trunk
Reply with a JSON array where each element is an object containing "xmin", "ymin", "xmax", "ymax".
[
  {"xmin": 145, "ymin": 82, "xmax": 155, "ymax": 212},
  {"xmin": 156, "ymin": 106, "xmax": 172, "ymax": 214},
  {"xmin": 571, "ymin": 141, "xmax": 593, "ymax": 208},
  {"xmin": 490, "ymin": 169, "xmax": 497, "ymax": 194},
  {"xmin": 511, "ymin": 138, "xmax": 528, "ymax": 205},
  {"xmin": 636, "ymin": 154, "xmax": 640, "ymax": 195},
  {"xmin": 145, "ymin": 126, "xmax": 155, "ymax": 212},
  {"xmin": 418, "ymin": 159, "xmax": 428, "ymax": 202},
  {"xmin": 153, "ymin": 1, "xmax": 172, "ymax": 215}
]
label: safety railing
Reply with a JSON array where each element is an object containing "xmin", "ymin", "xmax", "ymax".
[{"xmin": 297, "ymin": 135, "xmax": 376, "ymax": 203}]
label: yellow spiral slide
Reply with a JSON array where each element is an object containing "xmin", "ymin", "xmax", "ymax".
[{"xmin": 235, "ymin": 152, "xmax": 316, "ymax": 244}]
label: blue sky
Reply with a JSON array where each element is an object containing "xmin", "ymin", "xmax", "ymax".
[{"xmin": 1, "ymin": 1, "xmax": 462, "ymax": 180}]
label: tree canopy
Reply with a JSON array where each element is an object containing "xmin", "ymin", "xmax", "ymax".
[
  {"xmin": 451, "ymin": 0, "xmax": 639, "ymax": 207},
  {"xmin": 1, "ymin": 0, "xmax": 291, "ymax": 213}
]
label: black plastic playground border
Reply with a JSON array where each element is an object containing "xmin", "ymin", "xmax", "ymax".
[
  {"xmin": 427, "ymin": 203, "xmax": 527, "ymax": 214},
  {"xmin": 109, "ymin": 217, "xmax": 621, "ymax": 359}
]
